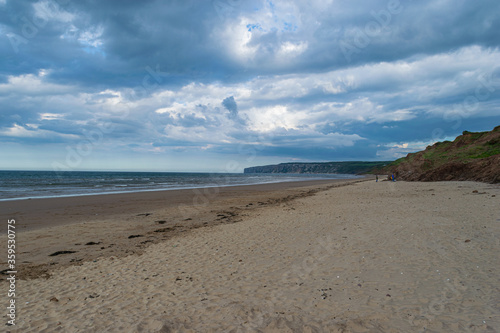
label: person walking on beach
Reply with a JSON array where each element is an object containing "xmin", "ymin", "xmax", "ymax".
[
  {"xmin": 391, "ymin": 174, "xmax": 395, "ymax": 182},
  {"xmin": 376, "ymin": 175, "xmax": 378, "ymax": 182}
]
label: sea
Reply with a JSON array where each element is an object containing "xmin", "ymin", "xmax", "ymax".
[{"xmin": 0, "ymin": 170, "xmax": 360, "ymax": 201}]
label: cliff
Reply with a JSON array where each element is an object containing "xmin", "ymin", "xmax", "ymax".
[
  {"xmin": 244, "ymin": 161, "xmax": 390, "ymax": 175},
  {"xmin": 379, "ymin": 125, "xmax": 500, "ymax": 183}
]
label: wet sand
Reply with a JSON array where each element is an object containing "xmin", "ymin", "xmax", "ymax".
[
  {"xmin": 0, "ymin": 179, "xmax": 359, "ymax": 232},
  {"xmin": 1, "ymin": 179, "xmax": 499, "ymax": 332}
]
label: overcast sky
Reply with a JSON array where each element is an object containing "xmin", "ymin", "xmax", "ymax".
[{"xmin": 1, "ymin": 0, "xmax": 499, "ymax": 172}]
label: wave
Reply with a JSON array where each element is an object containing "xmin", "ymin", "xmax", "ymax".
[{"xmin": 0, "ymin": 171, "xmax": 360, "ymax": 201}]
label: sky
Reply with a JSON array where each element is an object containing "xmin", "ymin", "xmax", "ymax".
[{"xmin": 1, "ymin": 0, "xmax": 499, "ymax": 172}]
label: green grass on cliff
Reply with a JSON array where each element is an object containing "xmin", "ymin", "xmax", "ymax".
[
  {"xmin": 383, "ymin": 127, "xmax": 500, "ymax": 171},
  {"xmin": 422, "ymin": 131, "xmax": 499, "ymax": 163}
]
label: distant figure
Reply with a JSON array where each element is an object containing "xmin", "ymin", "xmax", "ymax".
[
  {"xmin": 376, "ymin": 175, "xmax": 378, "ymax": 182},
  {"xmin": 391, "ymin": 174, "xmax": 395, "ymax": 182}
]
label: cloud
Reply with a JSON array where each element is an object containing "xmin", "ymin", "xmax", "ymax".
[
  {"xmin": 222, "ymin": 96, "xmax": 238, "ymax": 118},
  {"xmin": 0, "ymin": 0, "xmax": 499, "ymax": 171}
]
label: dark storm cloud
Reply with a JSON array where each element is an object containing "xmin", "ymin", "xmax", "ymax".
[
  {"xmin": 222, "ymin": 96, "xmax": 238, "ymax": 116},
  {"xmin": 1, "ymin": 0, "xmax": 498, "ymax": 85},
  {"xmin": 306, "ymin": 0, "xmax": 500, "ymax": 68}
]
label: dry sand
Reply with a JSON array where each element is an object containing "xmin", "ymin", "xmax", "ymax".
[{"xmin": 1, "ymin": 180, "xmax": 499, "ymax": 332}]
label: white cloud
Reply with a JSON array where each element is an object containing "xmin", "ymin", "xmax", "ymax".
[
  {"xmin": 0, "ymin": 73, "xmax": 74, "ymax": 95},
  {"xmin": 33, "ymin": 0, "xmax": 74, "ymax": 23},
  {"xmin": 246, "ymin": 105, "xmax": 295, "ymax": 132},
  {"xmin": 213, "ymin": 0, "xmax": 310, "ymax": 66},
  {"xmin": 0, "ymin": 124, "xmax": 78, "ymax": 140},
  {"xmin": 78, "ymin": 26, "xmax": 104, "ymax": 49},
  {"xmin": 377, "ymin": 138, "xmax": 450, "ymax": 160},
  {"xmin": 278, "ymin": 41, "xmax": 308, "ymax": 55},
  {"xmin": 39, "ymin": 113, "xmax": 63, "ymax": 121},
  {"xmin": 216, "ymin": 18, "xmax": 258, "ymax": 62},
  {"xmin": 2, "ymin": 45, "xmax": 498, "ymax": 146}
]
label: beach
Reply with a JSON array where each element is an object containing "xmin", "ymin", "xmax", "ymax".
[{"xmin": 1, "ymin": 179, "xmax": 499, "ymax": 332}]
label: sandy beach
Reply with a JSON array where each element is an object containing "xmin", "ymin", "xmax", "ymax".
[{"xmin": 1, "ymin": 179, "xmax": 499, "ymax": 332}]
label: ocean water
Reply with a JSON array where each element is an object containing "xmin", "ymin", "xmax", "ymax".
[{"xmin": 0, "ymin": 170, "xmax": 359, "ymax": 201}]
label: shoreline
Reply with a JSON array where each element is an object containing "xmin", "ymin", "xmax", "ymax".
[
  {"xmin": 0, "ymin": 177, "xmax": 368, "ymax": 233},
  {"xmin": 0, "ymin": 175, "xmax": 362, "ymax": 202},
  {"xmin": 0, "ymin": 177, "xmax": 370, "ymax": 281}
]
